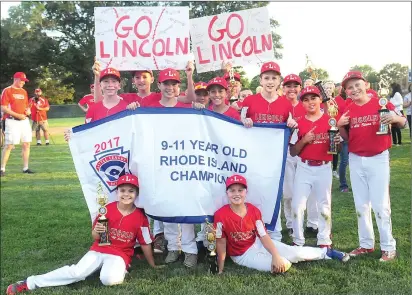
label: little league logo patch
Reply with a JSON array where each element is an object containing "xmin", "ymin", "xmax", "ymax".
[{"xmin": 90, "ymin": 147, "xmax": 131, "ymax": 192}]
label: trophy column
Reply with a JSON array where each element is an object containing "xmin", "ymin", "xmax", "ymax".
[{"xmin": 96, "ymin": 183, "xmax": 111, "ymax": 246}]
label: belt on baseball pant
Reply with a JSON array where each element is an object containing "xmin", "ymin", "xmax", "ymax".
[
  {"xmin": 7, "ymin": 116, "xmax": 27, "ymax": 121},
  {"xmin": 301, "ymin": 159, "xmax": 330, "ymax": 166}
]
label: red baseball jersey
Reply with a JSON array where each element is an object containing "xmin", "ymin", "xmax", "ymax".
[
  {"xmin": 119, "ymin": 93, "xmax": 142, "ymax": 105},
  {"xmin": 296, "ymin": 114, "xmax": 333, "ymax": 161},
  {"xmin": 90, "ymin": 202, "xmax": 152, "ymax": 267},
  {"xmin": 344, "ymin": 98, "xmax": 395, "ymax": 156},
  {"xmin": 140, "ymin": 92, "xmax": 162, "ymax": 107},
  {"xmin": 223, "ymin": 106, "xmax": 241, "ymax": 120},
  {"xmin": 1, "ymin": 86, "xmax": 29, "ymax": 117},
  {"xmin": 29, "ymin": 97, "xmax": 49, "ymax": 121},
  {"xmin": 85, "ymin": 99, "xmax": 128, "ymax": 123},
  {"xmin": 242, "ymin": 94, "xmax": 292, "ymax": 123},
  {"xmin": 214, "ymin": 203, "xmax": 267, "ymax": 257},
  {"xmin": 78, "ymin": 94, "xmax": 95, "ymax": 107},
  {"xmin": 290, "ymin": 101, "xmax": 306, "ymax": 121},
  {"xmin": 334, "ymin": 96, "xmax": 347, "ymax": 114}
]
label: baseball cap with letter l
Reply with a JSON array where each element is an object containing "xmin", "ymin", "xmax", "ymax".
[
  {"xmin": 283, "ymin": 74, "xmax": 302, "ymax": 86},
  {"xmin": 206, "ymin": 77, "xmax": 228, "ymax": 90},
  {"xmin": 13, "ymin": 72, "xmax": 29, "ymax": 82},
  {"xmin": 194, "ymin": 81, "xmax": 208, "ymax": 93},
  {"xmin": 260, "ymin": 62, "xmax": 281, "ymax": 76},
  {"xmin": 341, "ymin": 71, "xmax": 366, "ymax": 88},
  {"xmin": 226, "ymin": 174, "xmax": 248, "ymax": 190},
  {"xmin": 34, "ymin": 88, "xmax": 42, "ymax": 94},
  {"xmin": 100, "ymin": 67, "xmax": 121, "ymax": 82},
  {"xmin": 158, "ymin": 68, "xmax": 181, "ymax": 83},
  {"xmin": 299, "ymin": 86, "xmax": 321, "ymax": 100},
  {"xmin": 117, "ymin": 174, "xmax": 139, "ymax": 188},
  {"xmin": 223, "ymin": 71, "xmax": 241, "ymax": 82}
]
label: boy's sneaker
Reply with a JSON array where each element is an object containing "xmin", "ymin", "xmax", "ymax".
[
  {"xmin": 332, "ymin": 171, "xmax": 339, "ymax": 179},
  {"xmin": 379, "ymin": 250, "xmax": 396, "ymax": 262},
  {"xmin": 0, "ymin": 170, "xmax": 5, "ymax": 177},
  {"xmin": 22, "ymin": 169, "xmax": 35, "ymax": 174},
  {"xmin": 6, "ymin": 280, "xmax": 29, "ymax": 294},
  {"xmin": 183, "ymin": 253, "xmax": 198, "ymax": 268},
  {"xmin": 153, "ymin": 233, "xmax": 165, "ymax": 254},
  {"xmin": 326, "ymin": 248, "xmax": 350, "ymax": 262},
  {"xmin": 349, "ymin": 247, "xmax": 374, "ymax": 257},
  {"xmin": 46, "ymin": 142, "xmax": 50, "ymax": 146},
  {"xmin": 36, "ymin": 143, "xmax": 41, "ymax": 146},
  {"xmin": 165, "ymin": 250, "xmax": 180, "ymax": 264}
]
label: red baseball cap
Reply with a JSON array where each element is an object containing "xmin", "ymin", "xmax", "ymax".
[
  {"xmin": 299, "ymin": 86, "xmax": 321, "ymax": 100},
  {"xmin": 223, "ymin": 72, "xmax": 241, "ymax": 82},
  {"xmin": 100, "ymin": 67, "xmax": 121, "ymax": 82},
  {"xmin": 260, "ymin": 62, "xmax": 281, "ymax": 75},
  {"xmin": 206, "ymin": 77, "xmax": 228, "ymax": 90},
  {"xmin": 34, "ymin": 88, "xmax": 42, "ymax": 93},
  {"xmin": 158, "ymin": 68, "xmax": 180, "ymax": 83},
  {"xmin": 194, "ymin": 82, "xmax": 208, "ymax": 93},
  {"xmin": 117, "ymin": 174, "xmax": 139, "ymax": 188},
  {"xmin": 226, "ymin": 174, "xmax": 247, "ymax": 189},
  {"xmin": 341, "ymin": 71, "xmax": 366, "ymax": 88},
  {"xmin": 283, "ymin": 74, "xmax": 302, "ymax": 86},
  {"xmin": 13, "ymin": 72, "xmax": 29, "ymax": 82},
  {"xmin": 131, "ymin": 69, "xmax": 153, "ymax": 77}
]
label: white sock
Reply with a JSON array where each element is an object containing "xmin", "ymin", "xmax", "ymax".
[
  {"xmin": 23, "ymin": 167, "xmax": 28, "ymax": 171},
  {"xmin": 45, "ymin": 140, "xmax": 49, "ymax": 143},
  {"xmin": 0, "ymin": 167, "xmax": 5, "ymax": 172},
  {"xmin": 37, "ymin": 140, "xmax": 41, "ymax": 144}
]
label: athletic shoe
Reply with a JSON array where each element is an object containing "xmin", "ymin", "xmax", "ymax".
[
  {"xmin": 379, "ymin": 250, "xmax": 396, "ymax": 262},
  {"xmin": 165, "ymin": 250, "xmax": 180, "ymax": 264},
  {"xmin": 153, "ymin": 233, "xmax": 165, "ymax": 254},
  {"xmin": 332, "ymin": 171, "xmax": 339, "ymax": 179},
  {"xmin": 340, "ymin": 188, "xmax": 349, "ymax": 193},
  {"xmin": 22, "ymin": 169, "xmax": 35, "ymax": 174},
  {"xmin": 183, "ymin": 252, "xmax": 198, "ymax": 268},
  {"xmin": 36, "ymin": 143, "xmax": 41, "ymax": 146},
  {"xmin": 0, "ymin": 170, "xmax": 5, "ymax": 177},
  {"xmin": 6, "ymin": 280, "xmax": 29, "ymax": 294},
  {"xmin": 326, "ymin": 248, "xmax": 350, "ymax": 262},
  {"xmin": 349, "ymin": 247, "xmax": 374, "ymax": 257},
  {"xmin": 46, "ymin": 142, "xmax": 50, "ymax": 146}
]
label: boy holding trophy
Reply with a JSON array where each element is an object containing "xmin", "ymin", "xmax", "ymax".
[
  {"xmin": 289, "ymin": 86, "xmax": 341, "ymax": 248},
  {"xmin": 214, "ymin": 174, "xmax": 349, "ymax": 275},
  {"xmin": 337, "ymin": 71, "xmax": 407, "ymax": 262},
  {"xmin": 6, "ymin": 174, "xmax": 160, "ymax": 294}
]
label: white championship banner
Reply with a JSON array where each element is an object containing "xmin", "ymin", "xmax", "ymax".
[
  {"xmin": 69, "ymin": 108, "xmax": 290, "ymax": 230},
  {"xmin": 94, "ymin": 6, "xmax": 190, "ymax": 70}
]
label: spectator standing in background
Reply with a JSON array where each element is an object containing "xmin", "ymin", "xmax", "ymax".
[
  {"xmin": 389, "ymin": 83, "xmax": 404, "ymax": 146},
  {"xmin": 403, "ymin": 84, "xmax": 411, "ymax": 137}
]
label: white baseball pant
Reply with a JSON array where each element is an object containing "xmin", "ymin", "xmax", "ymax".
[
  {"xmin": 267, "ymin": 207, "xmax": 282, "ymax": 241},
  {"xmin": 349, "ymin": 150, "xmax": 396, "ymax": 251},
  {"xmin": 164, "ymin": 223, "xmax": 198, "ymax": 254},
  {"xmin": 292, "ymin": 160, "xmax": 332, "ymax": 246},
  {"xmin": 283, "ymin": 154, "xmax": 319, "ymax": 230},
  {"xmin": 231, "ymin": 238, "xmax": 329, "ymax": 272},
  {"xmin": 26, "ymin": 251, "xmax": 126, "ymax": 290},
  {"xmin": 5, "ymin": 118, "xmax": 32, "ymax": 144}
]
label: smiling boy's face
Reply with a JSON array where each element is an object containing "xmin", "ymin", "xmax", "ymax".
[
  {"xmin": 226, "ymin": 183, "xmax": 247, "ymax": 205},
  {"xmin": 117, "ymin": 184, "xmax": 138, "ymax": 205}
]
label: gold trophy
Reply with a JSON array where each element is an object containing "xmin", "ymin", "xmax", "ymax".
[
  {"xmin": 376, "ymin": 78, "xmax": 391, "ymax": 135},
  {"xmin": 204, "ymin": 218, "xmax": 218, "ymax": 274},
  {"xmin": 96, "ymin": 182, "xmax": 111, "ymax": 246},
  {"xmin": 228, "ymin": 68, "xmax": 237, "ymax": 104}
]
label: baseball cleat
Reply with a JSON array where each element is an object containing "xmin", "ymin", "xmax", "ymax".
[
  {"xmin": 153, "ymin": 233, "xmax": 165, "ymax": 254},
  {"xmin": 165, "ymin": 250, "xmax": 180, "ymax": 264},
  {"xmin": 349, "ymin": 247, "xmax": 374, "ymax": 257},
  {"xmin": 183, "ymin": 253, "xmax": 198, "ymax": 268},
  {"xmin": 22, "ymin": 169, "xmax": 35, "ymax": 174},
  {"xmin": 379, "ymin": 250, "xmax": 396, "ymax": 262},
  {"xmin": 326, "ymin": 248, "xmax": 350, "ymax": 262},
  {"xmin": 6, "ymin": 280, "xmax": 29, "ymax": 294}
]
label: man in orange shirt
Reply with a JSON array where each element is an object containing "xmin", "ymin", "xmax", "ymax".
[
  {"xmin": 30, "ymin": 88, "xmax": 50, "ymax": 146},
  {"xmin": 0, "ymin": 72, "xmax": 34, "ymax": 176}
]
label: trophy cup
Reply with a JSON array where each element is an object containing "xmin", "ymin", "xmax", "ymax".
[
  {"xmin": 96, "ymin": 182, "xmax": 111, "ymax": 246},
  {"xmin": 204, "ymin": 218, "xmax": 218, "ymax": 274},
  {"xmin": 376, "ymin": 79, "xmax": 391, "ymax": 135}
]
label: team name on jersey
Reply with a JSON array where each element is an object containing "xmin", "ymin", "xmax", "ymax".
[
  {"xmin": 13, "ymin": 94, "xmax": 25, "ymax": 100},
  {"xmin": 254, "ymin": 113, "xmax": 284, "ymax": 123},
  {"xmin": 110, "ymin": 228, "xmax": 134, "ymax": 242},
  {"xmin": 230, "ymin": 230, "xmax": 255, "ymax": 242},
  {"xmin": 350, "ymin": 115, "xmax": 379, "ymax": 128}
]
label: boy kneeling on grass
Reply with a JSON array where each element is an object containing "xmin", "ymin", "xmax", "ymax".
[
  {"xmin": 214, "ymin": 174, "xmax": 350, "ymax": 275},
  {"xmin": 7, "ymin": 174, "xmax": 162, "ymax": 294}
]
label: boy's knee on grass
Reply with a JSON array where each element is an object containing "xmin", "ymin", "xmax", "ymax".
[{"xmin": 100, "ymin": 275, "xmax": 124, "ymax": 286}]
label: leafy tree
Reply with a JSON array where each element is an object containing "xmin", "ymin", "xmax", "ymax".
[
  {"xmin": 298, "ymin": 68, "xmax": 329, "ymax": 83},
  {"xmin": 249, "ymin": 75, "xmax": 261, "ymax": 93},
  {"xmin": 379, "ymin": 63, "xmax": 409, "ymax": 85}
]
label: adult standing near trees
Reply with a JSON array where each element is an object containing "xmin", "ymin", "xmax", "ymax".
[
  {"xmin": 403, "ymin": 84, "xmax": 411, "ymax": 137},
  {"xmin": 389, "ymin": 83, "xmax": 404, "ymax": 146},
  {"xmin": 0, "ymin": 72, "xmax": 35, "ymax": 177}
]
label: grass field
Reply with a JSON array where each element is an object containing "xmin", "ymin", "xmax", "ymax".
[{"xmin": 1, "ymin": 118, "xmax": 411, "ymax": 295}]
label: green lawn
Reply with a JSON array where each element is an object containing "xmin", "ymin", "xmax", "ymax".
[{"xmin": 1, "ymin": 120, "xmax": 411, "ymax": 295}]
